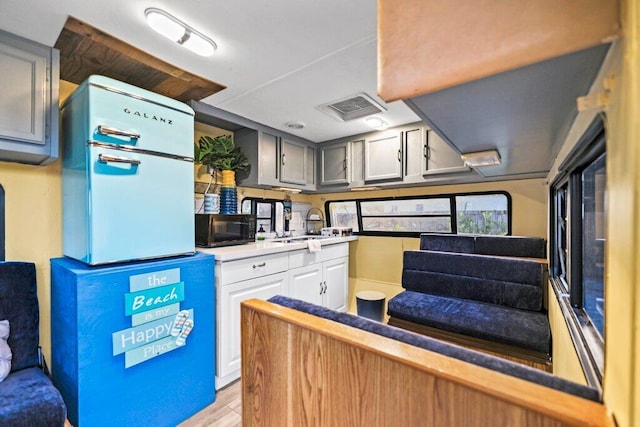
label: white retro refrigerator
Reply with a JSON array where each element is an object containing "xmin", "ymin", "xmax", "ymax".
[{"xmin": 61, "ymin": 75, "xmax": 195, "ymax": 265}]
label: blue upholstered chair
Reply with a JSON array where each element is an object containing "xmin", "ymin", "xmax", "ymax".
[{"xmin": 0, "ymin": 262, "xmax": 67, "ymax": 426}]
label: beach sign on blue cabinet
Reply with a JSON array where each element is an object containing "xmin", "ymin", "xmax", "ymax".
[
  {"xmin": 112, "ymin": 268, "xmax": 196, "ymax": 368},
  {"xmin": 51, "ymin": 253, "xmax": 215, "ymax": 427}
]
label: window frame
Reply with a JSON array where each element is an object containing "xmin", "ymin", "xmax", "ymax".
[
  {"xmin": 241, "ymin": 197, "xmax": 284, "ymax": 233},
  {"xmin": 325, "ymin": 190, "xmax": 512, "ymax": 238},
  {"xmin": 549, "ymin": 115, "xmax": 606, "ymax": 386}
]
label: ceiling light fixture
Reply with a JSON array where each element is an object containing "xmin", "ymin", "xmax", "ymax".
[
  {"xmin": 350, "ymin": 186, "xmax": 381, "ymax": 192},
  {"xmin": 145, "ymin": 8, "xmax": 217, "ymax": 57},
  {"xmin": 364, "ymin": 117, "xmax": 389, "ymax": 130},
  {"xmin": 271, "ymin": 187, "xmax": 303, "ymax": 193},
  {"xmin": 285, "ymin": 121, "xmax": 305, "ymax": 130},
  {"xmin": 460, "ymin": 149, "xmax": 502, "ymax": 167}
]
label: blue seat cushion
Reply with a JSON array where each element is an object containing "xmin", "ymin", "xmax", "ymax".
[
  {"xmin": 0, "ymin": 367, "xmax": 67, "ymax": 426},
  {"xmin": 267, "ymin": 295, "xmax": 598, "ymax": 402},
  {"xmin": 0, "ymin": 262, "xmax": 40, "ymax": 372},
  {"xmin": 387, "ymin": 291, "xmax": 551, "ymax": 354}
]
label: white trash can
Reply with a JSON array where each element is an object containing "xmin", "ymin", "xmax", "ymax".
[{"xmin": 356, "ymin": 291, "xmax": 386, "ymax": 321}]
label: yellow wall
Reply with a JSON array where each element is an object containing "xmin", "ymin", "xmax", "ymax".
[
  {"xmin": 194, "ymin": 126, "xmax": 549, "ymax": 317},
  {"xmin": 3, "ymin": 19, "xmax": 637, "ymax": 423},
  {"xmin": 194, "ymin": 122, "xmax": 314, "ymax": 206},
  {"xmin": 306, "ymin": 179, "xmax": 548, "ymax": 313},
  {"xmin": 542, "ymin": 1, "xmax": 640, "ymax": 423},
  {"xmin": 0, "ymin": 80, "xmax": 76, "ymax": 362},
  {"xmin": 0, "ymin": 160, "xmax": 61, "ymax": 362},
  {"xmin": 547, "ymin": 283, "xmax": 588, "ymax": 385},
  {"xmin": 603, "ymin": 1, "xmax": 639, "ymax": 425},
  {"xmin": 313, "ymin": 179, "xmax": 548, "ymax": 238}
]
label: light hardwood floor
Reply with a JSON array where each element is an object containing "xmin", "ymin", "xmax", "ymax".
[{"xmin": 179, "ymin": 380, "xmax": 241, "ymax": 427}]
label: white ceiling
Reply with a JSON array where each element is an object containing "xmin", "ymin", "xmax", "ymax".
[{"xmin": 0, "ymin": 0, "xmax": 420, "ymax": 142}]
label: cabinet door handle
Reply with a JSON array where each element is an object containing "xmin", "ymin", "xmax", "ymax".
[
  {"xmin": 97, "ymin": 125, "xmax": 141, "ymax": 140},
  {"xmin": 282, "ymin": 153, "xmax": 286, "ymax": 165},
  {"xmin": 323, "ymin": 281, "xmax": 327, "ymax": 294},
  {"xmin": 397, "ymin": 150, "xmax": 402, "ymax": 162},
  {"xmin": 343, "ymin": 159, "xmax": 347, "ymax": 170},
  {"xmin": 98, "ymin": 153, "xmax": 141, "ymax": 166},
  {"xmin": 320, "ymin": 282, "xmax": 323, "ymax": 295},
  {"xmin": 252, "ymin": 262, "xmax": 266, "ymax": 269},
  {"xmin": 423, "ymin": 145, "xmax": 429, "ymax": 159}
]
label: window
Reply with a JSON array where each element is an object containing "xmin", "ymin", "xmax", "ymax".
[
  {"xmin": 550, "ymin": 116, "xmax": 606, "ymax": 383},
  {"xmin": 581, "ymin": 153, "xmax": 606, "ymax": 337},
  {"xmin": 360, "ymin": 198, "xmax": 452, "ymax": 233},
  {"xmin": 325, "ymin": 191, "xmax": 510, "ymax": 237},
  {"xmin": 327, "ymin": 201, "xmax": 358, "ymax": 231},
  {"xmin": 241, "ymin": 198, "xmax": 283, "ymax": 233}
]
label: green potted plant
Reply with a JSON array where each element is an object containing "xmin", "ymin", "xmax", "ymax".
[
  {"xmin": 194, "ymin": 134, "xmax": 250, "ymax": 214},
  {"xmin": 194, "ymin": 134, "xmax": 250, "ymax": 177}
]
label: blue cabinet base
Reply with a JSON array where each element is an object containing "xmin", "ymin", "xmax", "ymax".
[{"xmin": 51, "ymin": 253, "xmax": 215, "ymax": 426}]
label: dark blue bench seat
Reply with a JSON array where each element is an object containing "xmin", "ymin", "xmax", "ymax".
[
  {"xmin": 387, "ymin": 291, "xmax": 550, "ymax": 354},
  {"xmin": 388, "ymin": 235, "xmax": 551, "ymax": 366}
]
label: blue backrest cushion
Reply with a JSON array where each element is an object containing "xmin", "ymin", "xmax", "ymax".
[
  {"xmin": 402, "ymin": 251, "xmax": 544, "ymax": 310},
  {"xmin": 419, "ymin": 234, "xmax": 547, "ymax": 259},
  {"xmin": 0, "ymin": 262, "xmax": 40, "ymax": 372},
  {"xmin": 419, "ymin": 234, "xmax": 475, "ymax": 253},
  {"xmin": 403, "ymin": 251, "xmax": 543, "ymax": 287},
  {"xmin": 474, "ymin": 236, "xmax": 546, "ymax": 258}
]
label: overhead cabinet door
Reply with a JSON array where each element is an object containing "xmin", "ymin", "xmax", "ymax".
[
  {"xmin": 321, "ymin": 142, "xmax": 350, "ymax": 185},
  {"xmin": 0, "ymin": 29, "xmax": 59, "ymax": 165},
  {"xmin": 403, "ymin": 126, "xmax": 427, "ymax": 178},
  {"xmin": 425, "ymin": 130, "xmax": 469, "ymax": 175},
  {"xmin": 0, "ymin": 42, "xmax": 46, "ymax": 144},
  {"xmin": 280, "ymin": 138, "xmax": 306, "ymax": 185},
  {"xmin": 364, "ymin": 131, "xmax": 403, "ymax": 181}
]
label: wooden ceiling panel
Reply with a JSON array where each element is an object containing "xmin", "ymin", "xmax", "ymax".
[{"xmin": 54, "ymin": 16, "xmax": 225, "ymax": 102}]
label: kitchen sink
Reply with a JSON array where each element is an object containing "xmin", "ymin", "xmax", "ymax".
[{"xmin": 269, "ymin": 235, "xmax": 329, "ymax": 244}]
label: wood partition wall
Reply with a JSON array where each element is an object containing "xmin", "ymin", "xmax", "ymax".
[{"xmin": 241, "ymin": 299, "xmax": 612, "ymax": 426}]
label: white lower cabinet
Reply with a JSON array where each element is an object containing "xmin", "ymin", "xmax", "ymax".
[
  {"xmin": 214, "ymin": 242, "xmax": 350, "ymax": 389},
  {"xmin": 289, "ymin": 263, "xmax": 323, "ymax": 305},
  {"xmin": 288, "ymin": 243, "xmax": 349, "ymax": 312},
  {"xmin": 322, "ymin": 257, "xmax": 349, "ymax": 312},
  {"xmin": 215, "ymin": 253, "xmax": 288, "ymax": 389}
]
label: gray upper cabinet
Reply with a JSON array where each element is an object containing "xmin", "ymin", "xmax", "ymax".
[
  {"xmin": 305, "ymin": 146, "xmax": 316, "ymax": 189},
  {"xmin": 234, "ymin": 129, "xmax": 280, "ymax": 187},
  {"xmin": 0, "ymin": 29, "xmax": 59, "ymax": 165},
  {"xmin": 364, "ymin": 131, "xmax": 403, "ymax": 182},
  {"xmin": 405, "ymin": 126, "xmax": 469, "ymax": 180},
  {"xmin": 425, "ymin": 130, "xmax": 469, "ymax": 175},
  {"xmin": 350, "ymin": 139, "xmax": 365, "ymax": 186},
  {"xmin": 235, "ymin": 129, "xmax": 315, "ymax": 190},
  {"xmin": 403, "ymin": 126, "xmax": 427, "ymax": 181},
  {"xmin": 280, "ymin": 138, "xmax": 306, "ymax": 185},
  {"xmin": 320, "ymin": 142, "xmax": 350, "ymax": 185}
]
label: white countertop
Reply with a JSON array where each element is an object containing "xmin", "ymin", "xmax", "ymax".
[{"xmin": 197, "ymin": 236, "xmax": 358, "ymax": 262}]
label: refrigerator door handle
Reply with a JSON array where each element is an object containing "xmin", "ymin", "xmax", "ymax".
[
  {"xmin": 98, "ymin": 153, "xmax": 141, "ymax": 166},
  {"xmin": 98, "ymin": 125, "xmax": 141, "ymax": 140}
]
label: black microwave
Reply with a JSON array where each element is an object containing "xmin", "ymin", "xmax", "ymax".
[{"xmin": 195, "ymin": 214, "xmax": 256, "ymax": 248}]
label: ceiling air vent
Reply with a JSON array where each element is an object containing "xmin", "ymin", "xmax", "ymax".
[{"xmin": 317, "ymin": 93, "xmax": 387, "ymax": 122}]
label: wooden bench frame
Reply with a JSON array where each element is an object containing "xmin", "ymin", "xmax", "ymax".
[
  {"xmin": 241, "ymin": 299, "xmax": 611, "ymax": 426},
  {"xmin": 388, "ymin": 316, "xmax": 553, "ymax": 372}
]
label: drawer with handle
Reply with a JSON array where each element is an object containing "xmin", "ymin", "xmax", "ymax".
[{"xmin": 217, "ymin": 252, "xmax": 289, "ymax": 285}]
